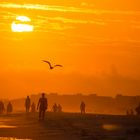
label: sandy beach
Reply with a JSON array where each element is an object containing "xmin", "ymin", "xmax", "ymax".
[{"xmin": 0, "ymin": 112, "xmax": 140, "ymax": 140}]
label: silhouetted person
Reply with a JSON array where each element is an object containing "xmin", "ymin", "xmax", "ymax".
[
  {"xmin": 52, "ymin": 103, "xmax": 57, "ymax": 113},
  {"xmin": 58, "ymin": 104, "xmax": 62, "ymax": 113},
  {"xmin": 80, "ymin": 101, "xmax": 86, "ymax": 114},
  {"xmin": 135, "ymin": 102, "xmax": 140, "ymax": 116},
  {"xmin": 37, "ymin": 93, "xmax": 48, "ymax": 121},
  {"xmin": 25, "ymin": 96, "xmax": 31, "ymax": 113},
  {"xmin": 31, "ymin": 102, "xmax": 36, "ymax": 113},
  {"xmin": 0, "ymin": 101, "xmax": 5, "ymax": 114},
  {"xmin": 130, "ymin": 109, "xmax": 134, "ymax": 116},
  {"xmin": 7, "ymin": 102, "xmax": 13, "ymax": 114},
  {"xmin": 126, "ymin": 110, "xmax": 130, "ymax": 116}
]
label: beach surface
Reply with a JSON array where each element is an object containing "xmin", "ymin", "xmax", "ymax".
[{"xmin": 0, "ymin": 112, "xmax": 140, "ymax": 140}]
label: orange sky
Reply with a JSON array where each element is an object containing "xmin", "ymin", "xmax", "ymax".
[{"xmin": 0, "ymin": 0, "xmax": 140, "ymax": 99}]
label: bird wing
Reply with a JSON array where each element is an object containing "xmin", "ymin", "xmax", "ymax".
[
  {"xmin": 54, "ymin": 64, "xmax": 63, "ymax": 67},
  {"xmin": 42, "ymin": 60, "xmax": 52, "ymax": 68}
]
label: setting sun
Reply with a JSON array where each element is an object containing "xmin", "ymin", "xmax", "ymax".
[{"xmin": 11, "ymin": 16, "xmax": 34, "ymax": 32}]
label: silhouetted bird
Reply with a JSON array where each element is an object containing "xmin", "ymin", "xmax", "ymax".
[{"xmin": 42, "ymin": 60, "xmax": 63, "ymax": 69}]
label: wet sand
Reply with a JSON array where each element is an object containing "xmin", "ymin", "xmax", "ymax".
[{"xmin": 0, "ymin": 112, "xmax": 140, "ymax": 140}]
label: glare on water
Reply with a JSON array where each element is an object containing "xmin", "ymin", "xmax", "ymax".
[{"xmin": 0, "ymin": 125, "xmax": 17, "ymax": 128}]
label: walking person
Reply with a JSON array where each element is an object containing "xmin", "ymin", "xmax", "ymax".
[
  {"xmin": 135, "ymin": 102, "xmax": 140, "ymax": 116},
  {"xmin": 37, "ymin": 93, "xmax": 48, "ymax": 121},
  {"xmin": 52, "ymin": 103, "xmax": 57, "ymax": 113},
  {"xmin": 80, "ymin": 101, "xmax": 86, "ymax": 114},
  {"xmin": 57, "ymin": 104, "xmax": 62, "ymax": 113},
  {"xmin": 0, "ymin": 101, "xmax": 5, "ymax": 114},
  {"xmin": 25, "ymin": 96, "xmax": 31, "ymax": 113},
  {"xmin": 7, "ymin": 102, "xmax": 13, "ymax": 114},
  {"xmin": 31, "ymin": 102, "xmax": 36, "ymax": 113}
]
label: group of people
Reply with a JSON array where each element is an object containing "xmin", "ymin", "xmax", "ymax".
[
  {"xmin": 80, "ymin": 101, "xmax": 86, "ymax": 114},
  {"xmin": 126, "ymin": 102, "xmax": 140, "ymax": 116},
  {"xmin": 135, "ymin": 102, "xmax": 140, "ymax": 116},
  {"xmin": 25, "ymin": 93, "xmax": 86, "ymax": 121},
  {"xmin": 25, "ymin": 93, "xmax": 48, "ymax": 121},
  {"xmin": 0, "ymin": 93, "xmax": 86, "ymax": 122},
  {"xmin": 25, "ymin": 96, "xmax": 36, "ymax": 113},
  {"xmin": 0, "ymin": 101, "xmax": 13, "ymax": 114},
  {"xmin": 126, "ymin": 109, "xmax": 134, "ymax": 116},
  {"xmin": 52, "ymin": 103, "xmax": 62, "ymax": 113}
]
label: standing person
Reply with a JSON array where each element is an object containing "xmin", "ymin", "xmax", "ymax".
[
  {"xmin": 130, "ymin": 109, "xmax": 134, "ymax": 116},
  {"xmin": 0, "ymin": 101, "xmax": 2, "ymax": 114},
  {"xmin": 7, "ymin": 102, "xmax": 13, "ymax": 114},
  {"xmin": 58, "ymin": 104, "xmax": 62, "ymax": 113},
  {"xmin": 37, "ymin": 93, "xmax": 48, "ymax": 121},
  {"xmin": 135, "ymin": 102, "xmax": 140, "ymax": 116},
  {"xmin": 0, "ymin": 101, "xmax": 5, "ymax": 114},
  {"xmin": 31, "ymin": 102, "xmax": 36, "ymax": 113},
  {"xmin": 80, "ymin": 101, "xmax": 86, "ymax": 114},
  {"xmin": 25, "ymin": 96, "xmax": 31, "ymax": 113},
  {"xmin": 126, "ymin": 110, "xmax": 130, "ymax": 116},
  {"xmin": 52, "ymin": 103, "xmax": 57, "ymax": 113}
]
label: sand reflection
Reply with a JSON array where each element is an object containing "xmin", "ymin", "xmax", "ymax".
[
  {"xmin": 102, "ymin": 124, "xmax": 121, "ymax": 131},
  {"xmin": 0, "ymin": 137, "xmax": 31, "ymax": 140},
  {"xmin": 0, "ymin": 125, "xmax": 17, "ymax": 128}
]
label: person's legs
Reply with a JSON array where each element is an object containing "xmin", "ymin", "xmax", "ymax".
[
  {"xmin": 42, "ymin": 110, "xmax": 45, "ymax": 120},
  {"xmin": 81, "ymin": 109, "xmax": 82, "ymax": 114},
  {"xmin": 27, "ymin": 107, "xmax": 29, "ymax": 113},
  {"xmin": 26, "ymin": 106, "xmax": 28, "ymax": 112},
  {"xmin": 81, "ymin": 108, "xmax": 83, "ymax": 114},
  {"xmin": 27, "ymin": 106, "xmax": 30, "ymax": 112},
  {"xmin": 83, "ymin": 108, "xmax": 85, "ymax": 114},
  {"xmin": 39, "ymin": 109, "xmax": 42, "ymax": 120}
]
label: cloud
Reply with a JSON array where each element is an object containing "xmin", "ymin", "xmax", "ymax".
[
  {"xmin": 0, "ymin": 2, "xmax": 140, "ymax": 15},
  {"xmin": 36, "ymin": 16, "xmax": 105, "ymax": 25},
  {"xmin": 80, "ymin": 2, "xmax": 94, "ymax": 7},
  {"xmin": 0, "ymin": 2, "xmax": 140, "ymax": 43}
]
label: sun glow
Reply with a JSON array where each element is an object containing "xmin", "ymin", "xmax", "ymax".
[{"xmin": 11, "ymin": 16, "xmax": 34, "ymax": 32}]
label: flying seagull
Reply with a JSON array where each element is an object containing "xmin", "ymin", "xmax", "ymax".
[{"xmin": 42, "ymin": 60, "xmax": 63, "ymax": 69}]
